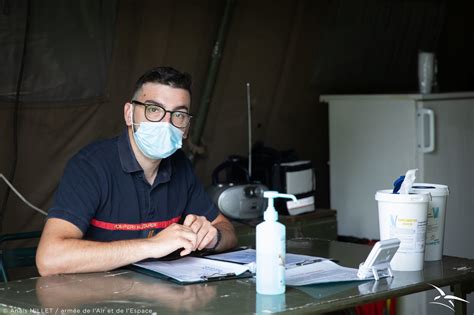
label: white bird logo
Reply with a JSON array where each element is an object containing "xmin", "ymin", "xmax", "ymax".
[{"xmin": 429, "ymin": 284, "xmax": 470, "ymax": 311}]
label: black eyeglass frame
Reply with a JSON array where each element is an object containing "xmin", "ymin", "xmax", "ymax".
[{"xmin": 131, "ymin": 100, "xmax": 193, "ymax": 128}]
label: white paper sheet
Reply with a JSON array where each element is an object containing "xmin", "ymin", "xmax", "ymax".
[
  {"xmin": 285, "ymin": 260, "xmax": 371, "ymax": 286},
  {"xmin": 133, "ymin": 257, "xmax": 249, "ymax": 283}
]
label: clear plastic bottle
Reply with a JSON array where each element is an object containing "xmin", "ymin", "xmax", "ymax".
[{"xmin": 256, "ymin": 191, "xmax": 296, "ymax": 295}]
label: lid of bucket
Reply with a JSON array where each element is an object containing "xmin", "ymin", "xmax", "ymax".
[
  {"xmin": 411, "ymin": 183, "xmax": 449, "ymax": 196},
  {"xmin": 375, "ymin": 189, "xmax": 431, "ymax": 202}
]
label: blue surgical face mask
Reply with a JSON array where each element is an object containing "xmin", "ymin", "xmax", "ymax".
[{"xmin": 131, "ymin": 108, "xmax": 184, "ymax": 160}]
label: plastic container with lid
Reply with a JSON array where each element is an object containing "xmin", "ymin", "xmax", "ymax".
[
  {"xmin": 375, "ymin": 189, "xmax": 431, "ymax": 271},
  {"xmin": 411, "ymin": 183, "xmax": 449, "ymax": 261}
]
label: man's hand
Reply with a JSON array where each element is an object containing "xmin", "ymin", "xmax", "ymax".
[
  {"xmin": 148, "ymin": 223, "xmax": 198, "ymax": 257},
  {"xmin": 183, "ymin": 214, "xmax": 218, "ymax": 250}
]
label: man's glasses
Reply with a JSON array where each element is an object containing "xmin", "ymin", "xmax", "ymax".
[{"xmin": 131, "ymin": 100, "xmax": 193, "ymax": 128}]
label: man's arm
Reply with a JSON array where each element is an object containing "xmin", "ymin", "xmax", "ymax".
[
  {"xmin": 183, "ymin": 213, "xmax": 238, "ymax": 251},
  {"xmin": 36, "ymin": 218, "xmax": 198, "ymax": 276},
  {"xmin": 211, "ymin": 213, "xmax": 238, "ymax": 251}
]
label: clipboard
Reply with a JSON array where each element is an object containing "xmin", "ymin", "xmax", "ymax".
[
  {"xmin": 129, "ymin": 264, "xmax": 253, "ymax": 285},
  {"xmin": 128, "ymin": 256, "xmax": 253, "ymax": 285}
]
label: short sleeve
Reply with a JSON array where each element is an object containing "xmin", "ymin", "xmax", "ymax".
[{"xmin": 48, "ymin": 154, "xmax": 102, "ymax": 234}]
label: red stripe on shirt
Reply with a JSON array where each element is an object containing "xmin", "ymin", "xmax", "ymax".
[{"xmin": 90, "ymin": 216, "xmax": 181, "ymax": 231}]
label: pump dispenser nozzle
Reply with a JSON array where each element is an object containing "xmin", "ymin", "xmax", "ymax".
[{"xmin": 263, "ymin": 191, "xmax": 297, "ymax": 221}]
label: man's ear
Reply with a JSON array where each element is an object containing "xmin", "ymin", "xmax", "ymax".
[
  {"xmin": 182, "ymin": 125, "xmax": 190, "ymax": 139},
  {"xmin": 124, "ymin": 102, "xmax": 133, "ymax": 126}
]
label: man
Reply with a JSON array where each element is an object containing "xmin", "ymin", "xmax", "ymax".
[{"xmin": 36, "ymin": 67, "xmax": 237, "ymax": 276}]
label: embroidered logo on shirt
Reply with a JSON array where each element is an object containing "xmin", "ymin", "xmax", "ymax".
[{"xmin": 90, "ymin": 216, "xmax": 181, "ymax": 231}]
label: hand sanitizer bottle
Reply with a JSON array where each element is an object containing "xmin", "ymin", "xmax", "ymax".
[{"xmin": 256, "ymin": 191, "xmax": 297, "ymax": 295}]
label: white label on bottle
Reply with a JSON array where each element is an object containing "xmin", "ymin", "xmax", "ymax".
[
  {"xmin": 426, "ymin": 206, "xmax": 440, "ymax": 245},
  {"xmin": 389, "ymin": 215, "xmax": 427, "ymax": 254}
]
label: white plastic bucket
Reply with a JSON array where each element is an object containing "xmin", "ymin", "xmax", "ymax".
[
  {"xmin": 375, "ymin": 189, "xmax": 431, "ymax": 271},
  {"xmin": 411, "ymin": 183, "xmax": 449, "ymax": 261}
]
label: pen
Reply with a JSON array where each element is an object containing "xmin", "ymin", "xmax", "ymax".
[
  {"xmin": 294, "ymin": 258, "xmax": 339, "ymax": 266},
  {"xmin": 200, "ymin": 273, "xmax": 236, "ymax": 281},
  {"xmin": 296, "ymin": 259, "xmax": 323, "ymax": 266}
]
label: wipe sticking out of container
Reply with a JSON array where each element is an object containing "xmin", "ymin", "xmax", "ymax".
[{"xmin": 398, "ymin": 169, "xmax": 418, "ymax": 194}]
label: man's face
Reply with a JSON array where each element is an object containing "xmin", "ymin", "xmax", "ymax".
[{"xmin": 124, "ymin": 82, "xmax": 191, "ymax": 138}]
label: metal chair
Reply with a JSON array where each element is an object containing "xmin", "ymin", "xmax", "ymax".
[{"xmin": 0, "ymin": 231, "xmax": 42, "ymax": 282}]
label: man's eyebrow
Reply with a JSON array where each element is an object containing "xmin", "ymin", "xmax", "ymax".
[
  {"xmin": 173, "ymin": 105, "xmax": 190, "ymax": 112},
  {"xmin": 143, "ymin": 100, "xmax": 190, "ymax": 112},
  {"xmin": 143, "ymin": 99, "xmax": 163, "ymax": 106}
]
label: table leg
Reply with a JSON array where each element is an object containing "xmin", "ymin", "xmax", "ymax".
[{"xmin": 451, "ymin": 284, "xmax": 467, "ymax": 315}]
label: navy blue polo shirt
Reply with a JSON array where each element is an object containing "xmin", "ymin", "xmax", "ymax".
[{"xmin": 48, "ymin": 129, "xmax": 218, "ymax": 241}]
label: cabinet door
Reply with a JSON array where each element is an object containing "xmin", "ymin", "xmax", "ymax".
[{"xmin": 420, "ymin": 98, "xmax": 474, "ymax": 258}]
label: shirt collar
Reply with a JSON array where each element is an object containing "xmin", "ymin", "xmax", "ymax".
[
  {"xmin": 118, "ymin": 129, "xmax": 142, "ymax": 173},
  {"xmin": 118, "ymin": 128, "xmax": 173, "ymax": 184}
]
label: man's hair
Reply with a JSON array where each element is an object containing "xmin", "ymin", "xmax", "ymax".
[{"xmin": 132, "ymin": 66, "xmax": 192, "ymax": 99}]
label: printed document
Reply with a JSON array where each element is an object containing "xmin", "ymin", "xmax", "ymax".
[{"xmin": 285, "ymin": 260, "xmax": 370, "ymax": 286}]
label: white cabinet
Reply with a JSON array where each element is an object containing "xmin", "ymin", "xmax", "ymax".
[{"xmin": 321, "ymin": 92, "xmax": 474, "ymax": 259}]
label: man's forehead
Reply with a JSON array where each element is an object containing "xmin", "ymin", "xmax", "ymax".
[
  {"xmin": 138, "ymin": 83, "xmax": 191, "ymax": 108},
  {"xmin": 140, "ymin": 82, "xmax": 189, "ymax": 94}
]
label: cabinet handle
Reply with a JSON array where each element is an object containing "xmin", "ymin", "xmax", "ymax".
[{"xmin": 418, "ymin": 108, "xmax": 435, "ymax": 153}]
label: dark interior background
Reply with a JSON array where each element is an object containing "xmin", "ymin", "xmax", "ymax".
[{"xmin": 1, "ymin": 0, "xmax": 473, "ymax": 235}]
